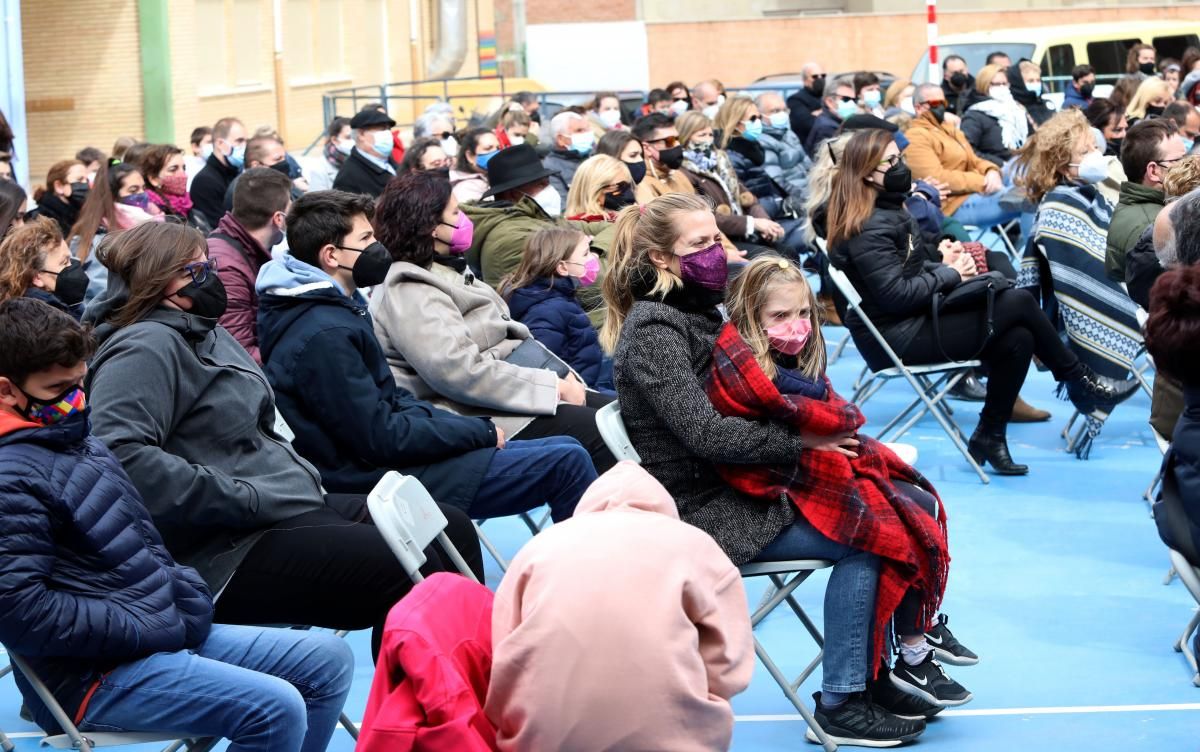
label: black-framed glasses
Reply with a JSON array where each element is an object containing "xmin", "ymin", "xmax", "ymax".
[
  {"xmin": 745, "ymin": 114, "xmax": 761, "ymax": 123},
  {"xmin": 1157, "ymin": 157, "xmax": 1185, "ymax": 168},
  {"xmin": 182, "ymin": 259, "xmax": 218, "ymax": 285},
  {"xmin": 604, "ymin": 181, "xmax": 632, "ymax": 195},
  {"xmin": 811, "ymin": 73, "xmax": 827, "ymax": 80},
  {"xmin": 836, "ymin": 95, "xmax": 856, "ymax": 103},
  {"xmin": 877, "ymin": 154, "xmax": 902, "ymax": 170},
  {"xmin": 435, "ymin": 131, "xmax": 453, "ymax": 140},
  {"xmin": 645, "ymin": 135, "xmax": 680, "ymax": 148}
]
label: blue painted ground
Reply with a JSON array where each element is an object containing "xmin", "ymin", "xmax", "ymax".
[{"xmin": 1, "ymin": 309, "xmax": 1196, "ymax": 750}]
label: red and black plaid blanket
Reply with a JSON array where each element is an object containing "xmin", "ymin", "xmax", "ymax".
[{"xmin": 706, "ymin": 322, "xmax": 949, "ymax": 675}]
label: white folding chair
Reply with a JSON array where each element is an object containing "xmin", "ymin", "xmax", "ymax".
[
  {"xmin": 824, "ymin": 263, "xmax": 988, "ymax": 483},
  {"xmin": 367, "ymin": 471, "xmax": 480, "ymax": 584},
  {"xmin": 1168, "ymin": 549, "xmax": 1200, "ymax": 687},
  {"xmin": 595, "ymin": 402, "xmax": 642, "ymax": 463},
  {"xmin": 2, "ymin": 655, "xmax": 216, "ymax": 752}
]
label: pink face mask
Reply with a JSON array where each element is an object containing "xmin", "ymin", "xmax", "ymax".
[
  {"xmin": 440, "ymin": 213, "xmax": 475, "ymax": 255},
  {"xmin": 766, "ymin": 317, "xmax": 813, "ymax": 355},
  {"xmin": 568, "ymin": 255, "xmax": 600, "ymax": 286}
]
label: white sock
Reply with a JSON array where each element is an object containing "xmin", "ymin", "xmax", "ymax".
[{"xmin": 900, "ymin": 638, "xmax": 933, "ymax": 666}]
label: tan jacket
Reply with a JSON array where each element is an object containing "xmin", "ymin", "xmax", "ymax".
[
  {"xmin": 370, "ymin": 260, "xmax": 560, "ymax": 436},
  {"xmin": 904, "ymin": 112, "xmax": 999, "ymax": 214},
  {"xmin": 634, "ymin": 160, "xmax": 746, "ymax": 252}
]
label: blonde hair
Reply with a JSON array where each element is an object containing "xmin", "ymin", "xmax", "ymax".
[
  {"xmin": 500, "ymin": 108, "xmax": 531, "ymax": 129},
  {"xmin": 975, "ymin": 64, "xmax": 1007, "ymax": 95},
  {"xmin": 1018, "ymin": 60, "xmax": 1040, "ymax": 79},
  {"xmin": 600, "ymin": 193, "xmax": 710, "ymax": 352},
  {"xmin": 884, "ymin": 78, "xmax": 912, "ymax": 110},
  {"xmin": 498, "ymin": 226, "xmax": 587, "ymax": 300},
  {"xmin": 675, "ymin": 111, "xmax": 712, "ymax": 149},
  {"xmin": 803, "ymin": 133, "xmax": 853, "ymax": 245},
  {"xmin": 1164, "ymin": 155, "xmax": 1200, "ymax": 198},
  {"xmin": 565, "ymin": 155, "xmax": 632, "ymax": 217},
  {"xmin": 1126, "ymin": 77, "xmax": 1172, "ymax": 120},
  {"xmin": 713, "ymin": 96, "xmax": 756, "ymax": 148},
  {"xmin": 725, "ymin": 256, "xmax": 827, "ymax": 380},
  {"xmin": 1014, "ymin": 109, "xmax": 1093, "ymax": 205}
]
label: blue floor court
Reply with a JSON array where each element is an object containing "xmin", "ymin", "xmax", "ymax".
[{"xmin": 0, "ymin": 321, "xmax": 1196, "ymax": 750}]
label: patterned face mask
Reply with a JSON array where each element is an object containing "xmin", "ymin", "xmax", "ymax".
[{"xmin": 19, "ymin": 383, "xmax": 86, "ymax": 425}]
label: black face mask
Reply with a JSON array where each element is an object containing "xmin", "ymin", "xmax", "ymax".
[
  {"xmin": 268, "ymin": 160, "xmax": 292, "ymax": 177},
  {"xmin": 603, "ymin": 186, "xmax": 636, "ymax": 211},
  {"xmin": 44, "ymin": 259, "xmax": 89, "ymax": 306},
  {"xmin": 870, "ymin": 160, "xmax": 913, "ymax": 195},
  {"xmin": 172, "ymin": 274, "xmax": 228, "ymax": 319},
  {"xmin": 1145, "ymin": 104, "xmax": 1166, "ymax": 119},
  {"xmin": 68, "ymin": 181, "xmax": 89, "ymax": 208},
  {"xmin": 530, "ymin": 110, "xmax": 542, "ymax": 125},
  {"xmin": 1139, "ymin": 62, "xmax": 1157, "ymax": 76},
  {"xmin": 626, "ymin": 160, "xmax": 647, "ymax": 184},
  {"xmin": 929, "ymin": 105, "xmax": 947, "ymax": 124},
  {"xmin": 949, "ymin": 72, "xmax": 968, "ymax": 90},
  {"xmin": 807, "ymin": 78, "xmax": 826, "ymax": 97},
  {"xmin": 1106, "ymin": 138, "xmax": 1123, "ymax": 157},
  {"xmin": 1079, "ymin": 82, "xmax": 1095, "ymax": 99},
  {"xmin": 657, "ymin": 145, "xmax": 685, "ymax": 170},
  {"xmin": 337, "ymin": 241, "xmax": 392, "ymax": 288}
]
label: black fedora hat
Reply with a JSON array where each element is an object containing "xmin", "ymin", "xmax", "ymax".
[{"xmin": 481, "ymin": 144, "xmax": 560, "ymax": 198}]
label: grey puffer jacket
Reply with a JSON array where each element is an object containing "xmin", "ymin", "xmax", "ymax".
[
  {"xmin": 613, "ymin": 286, "xmax": 801, "ymax": 565},
  {"xmin": 84, "ymin": 278, "xmax": 325, "ymax": 590},
  {"xmin": 759, "ymin": 126, "xmax": 811, "ymax": 199}
]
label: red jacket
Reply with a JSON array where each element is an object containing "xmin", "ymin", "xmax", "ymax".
[
  {"xmin": 207, "ymin": 213, "xmax": 271, "ymax": 364},
  {"xmin": 357, "ymin": 573, "xmax": 497, "ymax": 752}
]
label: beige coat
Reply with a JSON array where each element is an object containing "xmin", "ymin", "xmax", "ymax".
[
  {"xmin": 904, "ymin": 112, "xmax": 999, "ymax": 215},
  {"xmin": 370, "ymin": 260, "xmax": 560, "ymax": 436}
]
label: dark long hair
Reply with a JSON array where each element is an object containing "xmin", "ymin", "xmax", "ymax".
[
  {"xmin": 0, "ymin": 179, "xmax": 27, "ymax": 237},
  {"xmin": 69, "ymin": 162, "xmax": 139, "ymax": 261},
  {"xmin": 373, "ymin": 170, "xmax": 453, "ymax": 269},
  {"xmin": 826, "ymin": 129, "xmax": 892, "ymax": 248}
]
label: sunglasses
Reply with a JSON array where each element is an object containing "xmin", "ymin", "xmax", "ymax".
[
  {"xmin": 434, "ymin": 131, "xmax": 453, "ymax": 141},
  {"xmin": 605, "ymin": 181, "xmax": 632, "ymax": 194},
  {"xmin": 836, "ymin": 95, "xmax": 856, "ymax": 103},
  {"xmin": 646, "ymin": 135, "xmax": 680, "ymax": 148},
  {"xmin": 744, "ymin": 114, "xmax": 761, "ymax": 123},
  {"xmin": 812, "ymin": 73, "xmax": 827, "ymax": 79},
  {"xmin": 922, "ymin": 100, "xmax": 948, "ymax": 108}
]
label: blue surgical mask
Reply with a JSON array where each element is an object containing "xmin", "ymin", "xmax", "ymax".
[
  {"xmin": 767, "ymin": 111, "xmax": 789, "ymax": 129},
  {"xmin": 836, "ymin": 100, "xmax": 859, "ymax": 120},
  {"xmin": 863, "ymin": 90, "xmax": 882, "ymax": 108},
  {"xmin": 227, "ymin": 142, "xmax": 245, "ymax": 168},
  {"xmin": 1027, "ymin": 81, "xmax": 1042, "ymax": 97},
  {"xmin": 569, "ymin": 131, "xmax": 595, "ymax": 156},
  {"xmin": 372, "ymin": 129, "xmax": 394, "ymax": 158},
  {"xmin": 742, "ymin": 119, "xmax": 763, "ymax": 140},
  {"xmin": 475, "ymin": 149, "xmax": 498, "ymax": 170},
  {"xmin": 1184, "ymin": 138, "xmax": 1196, "ymax": 154}
]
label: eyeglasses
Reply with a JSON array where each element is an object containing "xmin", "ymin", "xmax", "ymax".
[
  {"xmin": 744, "ymin": 115, "xmax": 761, "ymax": 123},
  {"xmin": 1156, "ymin": 157, "xmax": 1185, "ymax": 168},
  {"xmin": 922, "ymin": 99, "xmax": 948, "ymax": 108},
  {"xmin": 604, "ymin": 181, "xmax": 632, "ymax": 194},
  {"xmin": 645, "ymin": 135, "xmax": 680, "ymax": 148},
  {"xmin": 425, "ymin": 158, "xmax": 451, "ymax": 169},
  {"xmin": 434, "ymin": 131, "xmax": 453, "ymax": 141},
  {"xmin": 811, "ymin": 73, "xmax": 827, "ymax": 80},
  {"xmin": 836, "ymin": 95, "xmax": 856, "ymax": 103},
  {"xmin": 877, "ymin": 154, "xmax": 902, "ymax": 170},
  {"xmin": 182, "ymin": 259, "xmax": 218, "ymax": 285}
]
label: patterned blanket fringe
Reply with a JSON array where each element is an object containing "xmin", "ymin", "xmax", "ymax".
[{"xmin": 1073, "ymin": 414, "xmax": 1106, "ymax": 460}]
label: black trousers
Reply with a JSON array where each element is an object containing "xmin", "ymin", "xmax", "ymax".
[
  {"xmin": 900, "ymin": 287, "xmax": 1081, "ymax": 432},
  {"xmin": 517, "ymin": 390, "xmax": 617, "ymax": 473},
  {"xmin": 890, "ymin": 482, "xmax": 940, "ymax": 637},
  {"xmin": 214, "ymin": 497, "xmax": 484, "ymax": 658}
]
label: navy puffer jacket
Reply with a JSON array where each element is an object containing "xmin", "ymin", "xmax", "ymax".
[
  {"xmin": 0, "ymin": 410, "xmax": 213, "ymax": 734},
  {"xmin": 507, "ymin": 276, "xmax": 613, "ymax": 390}
]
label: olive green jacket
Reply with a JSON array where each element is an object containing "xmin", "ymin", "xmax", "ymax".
[{"xmin": 1105, "ymin": 181, "xmax": 1164, "ymax": 283}]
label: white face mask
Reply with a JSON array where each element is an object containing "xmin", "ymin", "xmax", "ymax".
[
  {"xmin": 598, "ymin": 109, "xmax": 622, "ymax": 129},
  {"xmin": 990, "ymin": 86, "xmax": 1013, "ymax": 103},
  {"xmin": 670, "ymin": 100, "xmax": 688, "ymax": 117},
  {"xmin": 200, "ymin": 142, "xmax": 214, "ymax": 159},
  {"xmin": 510, "ymin": 135, "xmax": 525, "ymax": 146},
  {"xmin": 527, "ymin": 184, "xmax": 561, "ymax": 216},
  {"xmin": 441, "ymin": 136, "xmax": 459, "ymax": 158},
  {"xmin": 900, "ymin": 96, "xmax": 916, "ymax": 116},
  {"xmin": 371, "ymin": 129, "xmax": 394, "ymax": 158},
  {"xmin": 767, "ymin": 111, "xmax": 789, "ymax": 129},
  {"xmin": 1073, "ymin": 151, "xmax": 1109, "ymax": 184},
  {"xmin": 335, "ymin": 138, "xmax": 354, "ymax": 155},
  {"xmin": 702, "ymin": 102, "xmax": 721, "ymax": 120}
]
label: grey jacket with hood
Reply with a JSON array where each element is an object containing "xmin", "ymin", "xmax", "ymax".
[{"xmin": 83, "ymin": 276, "xmax": 325, "ymax": 591}]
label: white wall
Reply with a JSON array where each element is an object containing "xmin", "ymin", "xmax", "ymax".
[{"xmin": 525, "ymin": 21, "xmax": 650, "ymax": 93}]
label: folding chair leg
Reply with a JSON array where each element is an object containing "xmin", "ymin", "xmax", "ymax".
[
  {"xmin": 473, "ymin": 521, "xmax": 508, "ymax": 572},
  {"xmin": 1175, "ymin": 608, "xmax": 1200, "ymax": 686},
  {"xmin": 1166, "ymin": 564, "xmax": 1178, "ymax": 586},
  {"xmin": 435, "ymin": 530, "xmax": 481, "ymax": 583},
  {"xmin": 340, "ymin": 713, "xmax": 360, "ymax": 740},
  {"xmin": 0, "ymin": 728, "xmax": 12, "ymax": 752},
  {"xmin": 829, "ymin": 331, "xmax": 852, "ymax": 365},
  {"xmin": 754, "ymin": 638, "xmax": 837, "ymax": 752}
]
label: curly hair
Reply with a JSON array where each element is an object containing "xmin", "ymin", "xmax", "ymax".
[
  {"xmin": 373, "ymin": 170, "xmax": 452, "ymax": 268},
  {"xmin": 1014, "ymin": 109, "xmax": 1093, "ymax": 205},
  {"xmin": 0, "ymin": 216, "xmax": 63, "ymax": 302},
  {"xmin": 1145, "ymin": 264, "xmax": 1200, "ymax": 385},
  {"xmin": 1164, "ymin": 155, "xmax": 1200, "ymax": 198},
  {"xmin": 399, "ymin": 137, "xmax": 447, "ymax": 175}
]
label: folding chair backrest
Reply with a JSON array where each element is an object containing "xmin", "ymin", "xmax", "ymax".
[
  {"xmin": 825, "ymin": 263, "xmax": 863, "ymax": 308},
  {"xmin": 273, "ymin": 409, "xmax": 296, "ymax": 442},
  {"xmin": 367, "ymin": 472, "xmax": 451, "ymax": 581},
  {"xmin": 595, "ymin": 402, "xmax": 642, "ymax": 464}
]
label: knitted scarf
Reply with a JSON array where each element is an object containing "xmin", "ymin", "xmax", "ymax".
[
  {"xmin": 683, "ymin": 149, "xmax": 744, "ymax": 216},
  {"xmin": 705, "ymin": 322, "xmax": 949, "ymax": 674},
  {"xmin": 146, "ymin": 188, "xmax": 193, "ymax": 219}
]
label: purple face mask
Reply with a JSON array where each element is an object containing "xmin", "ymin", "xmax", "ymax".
[{"xmin": 677, "ymin": 242, "xmax": 728, "ymax": 290}]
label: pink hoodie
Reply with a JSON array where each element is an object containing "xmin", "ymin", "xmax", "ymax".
[{"xmin": 485, "ymin": 462, "xmax": 754, "ymax": 752}]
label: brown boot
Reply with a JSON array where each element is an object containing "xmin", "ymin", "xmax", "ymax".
[
  {"xmin": 1011, "ymin": 395, "xmax": 1051, "ymax": 423},
  {"xmin": 819, "ymin": 293, "xmax": 842, "ymax": 326}
]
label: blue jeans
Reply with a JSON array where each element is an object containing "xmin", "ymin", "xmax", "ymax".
[
  {"xmin": 80, "ymin": 624, "xmax": 354, "ymax": 752},
  {"xmin": 466, "ymin": 436, "xmax": 597, "ymax": 522},
  {"xmin": 951, "ymin": 191, "xmax": 1021, "ymax": 230},
  {"xmin": 755, "ymin": 514, "xmax": 881, "ymax": 693}
]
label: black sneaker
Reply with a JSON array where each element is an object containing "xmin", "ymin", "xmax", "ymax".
[
  {"xmin": 890, "ymin": 652, "xmax": 974, "ymax": 707},
  {"xmin": 868, "ymin": 675, "xmax": 944, "ymax": 720},
  {"xmin": 806, "ymin": 691, "xmax": 926, "ymax": 748},
  {"xmin": 925, "ymin": 613, "xmax": 979, "ymax": 666}
]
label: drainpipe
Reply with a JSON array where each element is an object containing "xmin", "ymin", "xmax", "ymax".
[
  {"xmin": 426, "ymin": 0, "xmax": 468, "ymax": 80},
  {"xmin": 137, "ymin": 0, "xmax": 175, "ymax": 143},
  {"xmin": 272, "ymin": 0, "xmax": 288, "ymax": 142}
]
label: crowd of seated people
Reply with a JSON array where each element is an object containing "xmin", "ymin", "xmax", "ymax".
[{"xmin": 0, "ymin": 40, "xmax": 1196, "ymax": 751}]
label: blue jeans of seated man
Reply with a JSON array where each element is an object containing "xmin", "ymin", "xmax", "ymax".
[
  {"xmin": 951, "ymin": 192, "xmax": 1022, "ymax": 232},
  {"xmin": 463, "ymin": 436, "xmax": 597, "ymax": 523},
  {"xmin": 754, "ymin": 514, "xmax": 881, "ymax": 694},
  {"xmin": 79, "ymin": 624, "xmax": 354, "ymax": 752}
]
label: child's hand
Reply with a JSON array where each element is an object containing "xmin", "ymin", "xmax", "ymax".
[{"xmin": 802, "ymin": 430, "xmax": 860, "ymax": 458}]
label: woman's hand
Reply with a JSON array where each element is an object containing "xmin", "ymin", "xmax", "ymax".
[
  {"xmin": 753, "ymin": 217, "xmax": 785, "ymax": 242},
  {"xmin": 495, "ymin": 425, "xmax": 507, "ymax": 449},
  {"xmin": 951, "ymin": 252, "xmax": 978, "ymax": 279},
  {"xmin": 725, "ymin": 245, "xmax": 749, "ymax": 263},
  {"xmin": 557, "ymin": 374, "xmax": 587, "ymax": 406},
  {"xmin": 930, "ymin": 179, "xmax": 951, "ymax": 203},
  {"xmin": 802, "ymin": 430, "xmax": 860, "ymax": 458},
  {"xmin": 939, "ymin": 239, "xmax": 964, "ymax": 264},
  {"xmin": 983, "ymin": 170, "xmax": 1004, "ymax": 194}
]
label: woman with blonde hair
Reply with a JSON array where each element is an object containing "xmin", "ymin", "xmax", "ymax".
[
  {"xmin": 563, "ymin": 154, "xmax": 634, "ymax": 221},
  {"xmin": 883, "ymin": 79, "xmax": 916, "ymax": 119},
  {"xmin": 1015, "ymin": 110, "xmax": 1143, "ymax": 455},
  {"xmin": 495, "ymin": 107, "xmax": 533, "ymax": 149},
  {"xmin": 601, "ymin": 194, "xmax": 940, "ymax": 746},
  {"xmin": 499, "ymin": 226, "xmax": 612, "ymax": 391},
  {"xmin": 827, "ymin": 128, "xmax": 1134, "ymax": 472},
  {"xmin": 961, "ymin": 63, "xmax": 1030, "ymax": 167},
  {"xmin": 1125, "ymin": 77, "xmax": 1174, "ymax": 124}
]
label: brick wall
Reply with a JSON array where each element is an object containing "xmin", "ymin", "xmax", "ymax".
[
  {"xmin": 646, "ymin": 5, "xmax": 1198, "ymax": 90},
  {"xmin": 21, "ymin": 0, "xmax": 145, "ymax": 187},
  {"xmin": 526, "ymin": 0, "xmax": 636, "ymax": 24}
]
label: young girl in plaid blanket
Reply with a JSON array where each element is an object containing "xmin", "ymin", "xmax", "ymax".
[{"xmin": 710, "ymin": 255, "xmax": 979, "ymax": 718}]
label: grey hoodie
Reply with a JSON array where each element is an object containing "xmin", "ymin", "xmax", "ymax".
[{"xmin": 84, "ymin": 276, "xmax": 325, "ymax": 590}]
